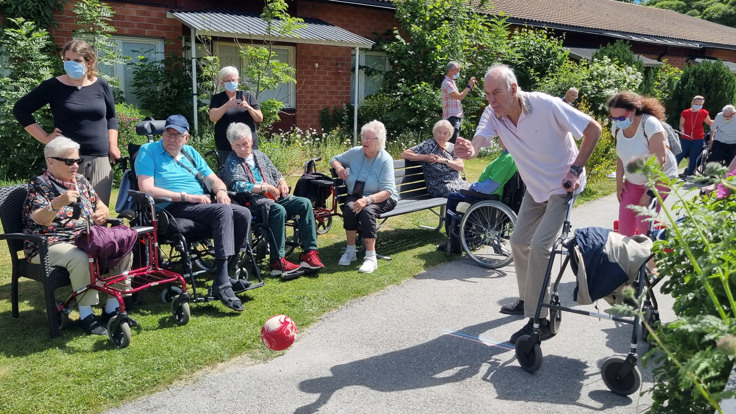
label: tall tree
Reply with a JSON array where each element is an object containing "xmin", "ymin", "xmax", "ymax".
[{"xmin": 644, "ymin": 0, "xmax": 736, "ymax": 28}]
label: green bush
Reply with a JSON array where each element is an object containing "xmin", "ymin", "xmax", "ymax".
[
  {"xmin": 0, "ymin": 18, "xmax": 55, "ymax": 182},
  {"xmin": 630, "ymin": 160, "xmax": 736, "ymax": 413},
  {"xmin": 506, "ymin": 27, "xmax": 568, "ymax": 91},
  {"xmin": 666, "ymin": 59, "xmax": 736, "ymax": 125}
]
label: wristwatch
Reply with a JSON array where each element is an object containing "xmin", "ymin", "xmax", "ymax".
[
  {"xmin": 180, "ymin": 192, "xmax": 186, "ymax": 202},
  {"xmin": 47, "ymin": 202, "xmax": 58, "ymax": 213},
  {"xmin": 569, "ymin": 165, "xmax": 584, "ymax": 177}
]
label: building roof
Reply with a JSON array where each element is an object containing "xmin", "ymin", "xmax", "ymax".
[
  {"xmin": 567, "ymin": 47, "xmax": 663, "ymax": 67},
  {"xmin": 476, "ymin": 0, "xmax": 736, "ymax": 51},
  {"xmin": 316, "ymin": 0, "xmax": 736, "ymax": 51},
  {"xmin": 168, "ymin": 9, "xmax": 374, "ymax": 49}
]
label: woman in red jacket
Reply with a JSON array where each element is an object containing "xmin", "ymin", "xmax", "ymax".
[{"xmin": 677, "ymin": 95, "xmax": 713, "ymax": 178}]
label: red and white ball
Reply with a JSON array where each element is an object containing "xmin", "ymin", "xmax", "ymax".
[{"xmin": 261, "ymin": 314, "xmax": 297, "ymax": 351}]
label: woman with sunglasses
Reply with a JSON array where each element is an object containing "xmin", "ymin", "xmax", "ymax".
[
  {"xmin": 677, "ymin": 95, "xmax": 714, "ymax": 178},
  {"xmin": 23, "ymin": 136, "xmax": 133, "ymax": 336},
  {"xmin": 607, "ymin": 91, "xmax": 678, "ymax": 237},
  {"xmin": 14, "ymin": 39, "xmax": 119, "ymax": 206}
]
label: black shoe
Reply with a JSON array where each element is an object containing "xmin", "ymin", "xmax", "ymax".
[
  {"xmin": 230, "ymin": 278, "xmax": 252, "ymax": 293},
  {"xmin": 100, "ymin": 310, "xmax": 139, "ymax": 328},
  {"xmin": 80, "ymin": 314, "xmax": 107, "ymax": 336},
  {"xmin": 436, "ymin": 240, "xmax": 462, "ymax": 254},
  {"xmin": 500, "ymin": 299, "xmax": 524, "ymax": 315},
  {"xmin": 509, "ymin": 318, "xmax": 554, "ymax": 344},
  {"xmin": 211, "ymin": 283, "xmax": 244, "ymax": 312}
]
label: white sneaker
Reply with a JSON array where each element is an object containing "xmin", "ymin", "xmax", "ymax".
[
  {"xmin": 338, "ymin": 250, "xmax": 357, "ymax": 266},
  {"xmin": 358, "ymin": 256, "xmax": 378, "ymax": 273}
]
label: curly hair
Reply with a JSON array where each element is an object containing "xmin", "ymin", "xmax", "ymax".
[{"xmin": 607, "ymin": 91, "xmax": 665, "ymax": 121}]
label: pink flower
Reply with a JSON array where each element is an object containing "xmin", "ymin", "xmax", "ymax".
[{"xmin": 716, "ymin": 170, "xmax": 736, "ymax": 200}]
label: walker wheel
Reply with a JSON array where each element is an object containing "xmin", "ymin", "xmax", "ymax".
[
  {"xmin": 515, "ymin": 335, "xmax": 543, "ymax": 373},
  {"xmin": 54, "ymin": 302, "xmax": 71, "ymax": 331},
  {"xmin": 161, "ymin": 285, "xmax": 183, "ymax": 303},
  {"xmin": 107, "ymin": 316, "xmax": 131, "ymax": 349},
  {"xmin": 172, "ymin": 296, "xmax": 191, "ymax": 326},
  {"xmin": 316, "ymin": 216, "xmax": 333, "ymax": 235},
  {"xmin": 601, "ymin": 356, "xmax": 641, "ymax": 395},
  {"xmin": 549, "ymin": 296, "xmax": 562, "ymax": 335}
]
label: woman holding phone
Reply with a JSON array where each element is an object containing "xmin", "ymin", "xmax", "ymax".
[
  {"xmin": 209, "ymin": 66, "xmax": 263, "ymax": 168},
  {"xmin": 14, "ymin": 39, "xmax": 119, "ymax": 206}
]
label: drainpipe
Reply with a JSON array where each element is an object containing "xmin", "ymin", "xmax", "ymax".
[
  {"xmin": 191, "ymin": 26, "xmax": 198, "ymax": 135},
  {"xmin": 353, "ymin": 46, "xmax": 360, "ymax": 146},
  {"xmin": 657, "ymin": 45, "xmax": 670, "ymax": 62}
]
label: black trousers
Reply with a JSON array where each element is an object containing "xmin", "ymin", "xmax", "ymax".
[
  {"xmin": 342, "ymin": 195, "xmax": 397, "ymax": 239},
  {"xmin": 165, "ymin": 202, "xmax": 251, "ymax": 259}
]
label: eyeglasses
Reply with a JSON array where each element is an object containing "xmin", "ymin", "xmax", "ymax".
[
  {"xmin": 362, "ymin": 136, "xmax": 378, "ymax": 142},
  {"xmin": 49, "ymin": 156, "xmax": 83, "ymax": 166},
  {"xmin": 163, "ymin": 130, "xmax": 186, "ymax": 139},
  {"xmin": 609, "ymin": 110, "xmax": 631, "ymax": 122},
  {"xmin": 694, "ymin": 98, "xmax": 705, "ymax": 101}
]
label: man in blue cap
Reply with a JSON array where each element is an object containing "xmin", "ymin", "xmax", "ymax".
[{"xmin": 135, "ymin": 114, "xmax": 252, "ymax": 312}]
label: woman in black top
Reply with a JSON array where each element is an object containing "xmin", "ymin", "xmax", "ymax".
[
  {"xmin": 14, "ymin": 39, "xmax": 119, "ymax": 205},
  {"xmin": 209, "ymin": 66, "xmax": 263, "ymax": 168}
]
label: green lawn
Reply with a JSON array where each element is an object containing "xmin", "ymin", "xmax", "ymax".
[{"xmin": 0, "ymin": 157, "xmax": 615, "ymax": 414}]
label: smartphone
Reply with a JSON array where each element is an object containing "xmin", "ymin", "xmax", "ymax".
[{"xmin": 235, "ymin": 90, "xmax": 244, "ymax": 104}]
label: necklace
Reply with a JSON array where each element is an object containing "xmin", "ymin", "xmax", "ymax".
[{"xmin": 689, "ymin": 110, "xmax": 698, "ymax": 137}]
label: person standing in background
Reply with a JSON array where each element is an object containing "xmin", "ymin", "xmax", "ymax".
[
  {"xmin": 14, "ymin": 39, "xmax": 119, "ymax": 205},
  {"xmin": 677, "ymin": 95, "xmax": 713, "ymax": 178},
  {"xmin": 441, "ymin": 61, "xmax": 477, "ymax": 144},
  {"xmin": 209, "ymin": 66, "xmax": 264, "ymax": 168},
  {"xmin": 707, "ymin": 105, "xmax": 736, "ymax": 167}
]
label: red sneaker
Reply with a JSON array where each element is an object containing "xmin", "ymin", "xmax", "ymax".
[
  {"xmin": 300, "ymin": 250, "xmax": 324, "ymax": 270},
  {"xmin": 270, "ymin": 257, "xmax": 301, "ymax": 276}
]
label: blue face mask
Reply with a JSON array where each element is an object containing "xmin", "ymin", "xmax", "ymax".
[
  {"xmin": 64, "ymin": 60, "xmax": 86, "ymax": 80},
  {"xmin": 693, "ymin": 105, "xmax": 703, "ymax": 110},
  {"xmin": 613, "ymin": 117, "xmax": 633, "ymax": 130},
  {"xmin": 453, "ymin": 72, "xmax": 460, "ymax": 80},
  {"xmin": 224, "ymin": 81, "xmax": 238, "ymax": 92}
]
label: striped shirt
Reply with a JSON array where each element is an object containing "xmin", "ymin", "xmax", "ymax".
[{"xmin": 441, "ymin": 75, "xmax": 463, "ymax": 119}]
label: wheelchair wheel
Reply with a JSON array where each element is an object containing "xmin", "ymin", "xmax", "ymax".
[
  {"xmin": 284, "ymin": 219, "xmax": 300, "ymax": 257},
  {"xmin": 172, "ymin": 295, "xmax": 190, "ymax": 326},
  {"xmin": 315, "ymin": 215, "xmax": 333, "ymax": 235},
  {"xmin": 52, "ymin": 302, "xmax": 71, "ymax": 331},
  {"xmin": 192, "ymin": 240, "xmax": 216, "ymax": 273},
  {"xmin": 459, "ymin": 200, "xmax": 516, "ymax": 269},
  {"xmin": 515, "ymin": 335, "xmax": 543, "ymax": 373},
  {"xmin": 161, "ymin": 285, "xmax": 183, "ymax": 304},
  {"xmin": 107, "ymin": 316, "xmax": 131, "ymax": 348},
  {"xmin": 695, "ymin": 147, "xmax": 709, "ymax": 176},
  {"xmin": 601, "ymin": 356, "xmax": 641, "ymax": 396}
]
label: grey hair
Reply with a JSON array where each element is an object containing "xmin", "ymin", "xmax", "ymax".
[
  {"xmin": 432, "ymin": 119, "xmax": 453, "ymax": 135},
  {"xmin": 722, "ymin": 105, "xmax": 735, "ymax": 115},
  {"xmin": 44, "ymin": 136, "xmax": 79, "ymax": 159},
  {"xmin": 361, "ymin": 120, "xmax": 387, "ymax": 149},
  {"xmin": 447, "ymin": 61, "xmax": 460, "ymax": 72},
  {"xmin": 226, "ymin": 122, "xmax": 253, "ymax": 144},
  {"xmin": 217, "ymin": 66, "xmax": 239, "ymax": 92},
  {"xmin": 567, "ymin": 87, "xmax": 578, "ymax": 94},
  {"xmin": 485, "ymin": 64, "xmax": 518, "ymax": 91}
]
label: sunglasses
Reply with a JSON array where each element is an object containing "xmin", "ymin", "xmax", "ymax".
[
  {"xmin": 609, "ymin": 110, "xmax": 631, "ymax": 122},
  {"xmin": 50, "ymin": 156, "xmax": 83, "ymax": 166}
]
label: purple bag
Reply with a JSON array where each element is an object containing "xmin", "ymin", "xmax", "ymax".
[{"xmin": 75, "ymin": 224, "xmax": 138, "ymax": 269}]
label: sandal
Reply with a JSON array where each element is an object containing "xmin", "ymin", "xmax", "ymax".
[{"xmin": 211, "ymin": 283, "xmax": 244, "ymax": 312}]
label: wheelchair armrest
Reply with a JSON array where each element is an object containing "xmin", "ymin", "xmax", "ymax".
[
  {"xmin": 106, "ymin": 217, "xmax": 125, "ymax": 226},
  {"xmin": 154, "ymin": 196, "xmax": 173, "ymax": 204}
]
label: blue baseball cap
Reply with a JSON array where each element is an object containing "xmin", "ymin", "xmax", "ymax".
[{"xmin": 164, "ymin": 114, "xmax": 189, "ymax": 134}]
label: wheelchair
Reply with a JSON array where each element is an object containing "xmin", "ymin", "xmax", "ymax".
[
  {"xmin": 445, "ymin": 172, "xmax": 524, "ymax": 268},
  {"xmin": 117, "ymin": 119, "xmax": 263, "ymax": 305}
]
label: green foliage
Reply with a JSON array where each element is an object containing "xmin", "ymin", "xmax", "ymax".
[
  {"xmin": 0, "ymin": 0, "xmax": 63, "ymax": 29},
  {"xmin": 649, "ymin": 59, "xmax": 683, "ymax": 104},
  {"xmin": 0, "ymin": 18, "xmax": 54, "ymax": 181},
  {"xmin": 629, "ymin": 159, "xmax": 736, "ymax": 413},
  {"xmin": 592, "ymin": 40, "xmax": 644, "ymax": 74},
  {"xmin": 646, "ymin": 0, "xmax": 736, "ymax": 28},
  {"xmin": 666, "ymin": 60, "xmax": 736, "ymax": 125},
  {"xmin": 377, "ymin": 0, "xmax": 509, "ymax": 138},
  {"xmin": 130, "ymin": 52, "xmax": 193, "ymax": 121},
  {"xmin": 506, "ymin": 27, "xmax": 569, "ymax": 91},
  {"xmin": 73, "ymin": 0, "xmax": 127, "ymax": 94}
]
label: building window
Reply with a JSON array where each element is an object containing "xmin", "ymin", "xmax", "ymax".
[
  {"xmin": 216, "ymin": 43, "xmax": 296, "ymax": 109},
  {"xmin": 98, "ymin": 36, "xmax": 164, "ymax": 106},
  {"xmin": 351, "ymin": 51, "xmax": 389, "ymax": 103}
]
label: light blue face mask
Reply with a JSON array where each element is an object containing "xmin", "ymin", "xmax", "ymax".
[
  {"xmin": 453, "ymin": 72, "xmax": 460, "ymax": 80},
  {"xmin": 693, "ymin": 105, "xmax": 703, "ymax": 110},
  {"xmin": 224, "ymin": 81, "xmax": 238, "ymax": 92},
  {"xmin": 613, "ymin": 117, "xmax": 633, "ymax": 130},
  {"xmin": 64, "ymin": 60, "xmax": 86, "ymax": 80}
]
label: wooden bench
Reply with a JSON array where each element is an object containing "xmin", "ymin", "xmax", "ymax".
[{"xmin": 334, "ymin": 159, "xmax": 448, "ymax": 235}]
